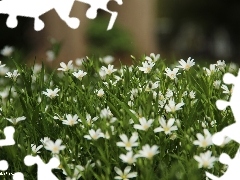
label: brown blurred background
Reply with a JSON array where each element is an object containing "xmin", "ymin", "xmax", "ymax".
[{"xmin": 1, "ymin": 0, "xmax": 240, "ymax": 66}]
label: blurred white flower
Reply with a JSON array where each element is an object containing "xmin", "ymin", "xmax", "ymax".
[
  {"xmin": 5, "ymin": 70, "xmax": 20, "ymax": 81},
  {"xmin": 194, "ymin": 150, "xmax": 217, "ymax": 169},
  {"xmin": 165, "ymin": 98, "xmax": 184, "ymax": 113},
  {"xmin": 84, "ymin": 129, "xmax": 104, "ymax": 140},
  {"xmin": 137, "ymin": 144, "xmax": 159, "ymax": 159},
  {"xmin": 75, "ymin": 58, "xmax": 84, "ymax": 66},
  {"xmin": 0, "ymin": 61, "xmax": 6, "ymax": 68},
  {"xmin": 203, "ymin": 64, "xmax": 218, "ymax": 76},
  {"xmin": 101, "ymin": 64, "xmax": 117, "ymax": 75},
  {"xmin": 193, "ymin": 129, "xmax": 213, "ymax": 148},
  {"xmin": 213, "ymin": 80, "xmax": 221, "ymax": 89},
  {"xmin": 145, "ymin": 53, "xmax": 160, "ymax": 63},
  {"xmin": 216, "ymin": 60, "xmax": 226, "ymax": 71},
  {"xmin": 72, "ymin": 70, "xmax": 87, "ymax": 80},
  {"xmin": 99, "ymin": 55, "xmax": 115, "ymax": 64},
  {"xmin": 1, "ymin": 46, "xmax": 14, "ymax": 56},
  {"xmin": 133, "ymin": 117, "xmax": 154, "ymax": 131},
  {"xmin": 96, "ymin": 88, "xmax": 104, "ymax": 97},
  {"xmin": 58, "ymin": 60, "xmax": 73, "ymax": 72},
  {"xmin": 119, "ymin": 151, "xmax": 138, "ymax": 164},
  {"xmin": 46, "ymin": 50, "xmax": 55, "ymax": 61}
]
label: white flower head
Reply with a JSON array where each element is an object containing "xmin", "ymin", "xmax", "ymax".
[
  {"xmin": 96, "ymin": 88, "xmax": 104, "ymax": 97},
  {"xmin": 99, "ymin": 55, "xmax": 115, "ymax": 64},
  {"xmin": 6, "ymin": 116, "xmax": 26, "ymax": 125},
  {"xmin": 193, "ymin": 129, "xmax": 213, "ymax": 148},
  {"xmin": 44, "ymin": 139, "xmax": 66, "ymax": 154},
  {"xmin": 165, "ymin": 98, "xmax": 184, "ymax": 113},
  {"xmin": 138, "ymin": 61, "xmax": 155, "ymax": 73},
  {"xmin": 42, "ymin": 88, "xmax": 60, "ymax": 99},
  {"xmin": 119, "ymin": 151, "xmax": 139, "ymax": 164},
  {"xmin": 101, "ymin": 64, "xmax": 117, "ymax": 75},
  {"xmin": 176, "ymin": 57, "xmax": 195, "ymax": 71},
  {"xmin": 46, "ymin": 50, "xmax": 55, "ymax": 61},
  {"xmin": 62, "ymin": 114, "xmax": 79, "ymax": 126},
  {"xmin": 154, "ymin": 117, "xmax": 178, "ymax": 135},
  {"xmin": 133, "ymin": 117, "xmax": 154, "ymax": 131},
  {"xmin": 116, "ymin": 132, "xmax": 139, "ymax": 151},
  {"xmin": 84, "ymin": 129, "xmax": 104, "ymax": 140},
  {"xmin": 164, "ymin": 67, "xmax": 180, "ymax": 80},
  {"xmin": 114, "ymin": 166, "xmax": 137, "ymax": 180},
  {"xmin": 5, "ymin": 70, "xmax": 20, "ymax": 81},
  {"xmin": 72, "ymin": 70, "xmax": 87, "ymax": 80},
  {"xmin": 194, "ymin": 150, "xmax": 217, "ymax": 169},
  {"xmin": 145, "ymin": 53, "xmax": 160, "ymax": 63},
  {"xmin": 31, "ymin": 144, "xmax": 43, "ymax": 154}
]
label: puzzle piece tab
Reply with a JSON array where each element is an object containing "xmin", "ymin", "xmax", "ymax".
[
  {"xmin": 24, "ymin": 155, "xmax": 60, "ymax": 180},
  {"xmin": 0, "ymin": 0, "xmax": 80, "ymax": 31},
  {"xmin": 76, "ymin": 0, "xmax": 123, "ymax": 30}
]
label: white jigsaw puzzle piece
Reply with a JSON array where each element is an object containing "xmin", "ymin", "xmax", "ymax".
[
  {"xmin": 24, "ymin": 155, "xmax": 60, "ymax": 180},
  {"xmin": 76, "ymin": 0, "xmax": 123, "ymax": 30},
  {"xmin": 0, "ymin": 0, "xmax": 80, "ymax": 31}
]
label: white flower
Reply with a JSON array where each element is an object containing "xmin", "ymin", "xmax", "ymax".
[
  {"xmin": 84, "ymin": 129, "xmax": 104, "ymax": 140},
  {"xmin": 154, "ymin": 117, "xmax": 178, "ymax": 135},
  {"xmin": 42, "ymin": 88, "xmax": 60, "ymax": 99},
  {"xmin": 101, "ymin": 64, "xmax": 117, "ymax": 75},
  {"xmin": 216, "ymin": 60, "xmax": 226, "ymax": 71},
  {"xmin": 138, "ymin": 61, "xmax": 155, "ymax": 73},
  {"xmin": 0, "ymin": 61, "xmax": 6, "ymax": 68},
  {"xmin": 228, "ymin": 62, "xmax": 238, "ymax": 73},
  {"xmin": 44, "ymin": 139, "xmax": 66, "ymax": 154},
  {"xmin": 72, "ymin": 70, "xmax": 87, "ymax": 80},
  {"xmin": 189, "ymin": 90, "xmax": 196, "ymax": 99},
  {"xmin": 62, "ymin": 114, "xmax": 79, "ymax": 126},
  {"xmin": 176, "ymin": 57, "xmax": 195, "ymax": 71},
  {"xmin": 5, "ymin": 70, "xmax": 20, "ymax": 81},
  {"xmin": 6, "ymin": 116, "xmax": 26, "ymax": 125},
  {"xmin": 194, "ymin": 150, "xmax": 217, "ymax": 169},
  {"xmin": 213, "ymin": 80, "xmax": 221, "ymax": 89},
  {"xmin": 31, "ymin": 144, "xmax": 43, "ymax": 154},
  {"xmin": 221, "ymin": 84, "xmax": 232, "ymax": 94},
  {"xmin": 97, "ymin": 88, "xmax": 104, "ymax": 97},
  {"xmin": 116, "ymin": 132, "xmax": 138, "ymax": 151},
  {"xmin": 164, "ymin": 67, "xmax": 180, "ymax": 80},
  {"xmin": 1, "ymin": 46, "xmax": 14, "ymax": 56},
  {"xmin": 203, "ymin": 64, "xmax": 218, "ymax": 76},
  {"xmin": 100, "ymin": 107, "xmax": 112, "ymax": 119},
  {"xmin": 133, "ymin": 117, "xmax": 154, "ymax": 131},
  {"xmin": 137, "ymin": 144, "xmax": 159, "ymax": 159},
  {"xmin": 165, "ymin": 89, "xmax": 173, "ymax": 98},
  {"xmin": 119, "ymin": 151, "xmax": 138, "ymax": 164},
  {"xmin": 99, "ymin": 55, "xmax": 115, "ymax": 64},
  {"xmin": 145, "ymin": 81, "xmax": 159, "ymax": 92},
  {"xmin": 40, "ymin": 137, "xmax": 51, "ymax": 146},
  {"xmin": 46, "ymin": 50, "xmax": 55, "ymax": 61},
  {"xmin": 75, "ymin": 58, "xmax": 84, "ymax": 66},
  {"xmin": 58, "ymin": 60, "xmax": 73, "ymax": 72},
  {"xmin": 145, "ymin": 53, "xmax": 160, "ymax": 63},
  {"xmin": 165, "ymin": 98, "xmax": 184, "ymax": 113},
  {"xmin": 114, "ymin": 166, "xmax": 137, "ymax": 180},
  {"xmin": 86, "ymin": 113, "xmax": 98, "ymax": 126},
  {"xmin": 193, "ymin": 129, "xmax": 213, "ymax": 148}
]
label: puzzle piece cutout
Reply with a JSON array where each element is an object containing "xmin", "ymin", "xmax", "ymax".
[
  {"xmin": 206, "ymin": 148, "xmax": 240, "ymax": 180},
  {"xmin": 77, "ymin": 0, "xmax": 123, "ymax": 30},
  {"xmin": 24, "ymin": 155, "xmax": 60, "ymax": 180},
  {"xmin": 205, "ymin": 68, "xmax": 240, "ymax": 179},
  {"xmin": 0, "ymin": 126, "xmax": 15, "ymax": 172},
  {"xmin": 212, "ymin": 69, "xmax": 240, "ymax": 145},
  {"xmin": 0, "ymin": 0, "xmax": 79, "ymax": 31},
  {"xmin": 0, "ymin": 0, "xmax": 123, "ymax": 31}
]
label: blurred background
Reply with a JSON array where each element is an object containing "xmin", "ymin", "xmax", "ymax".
[{"xmin": 0, "ymin": 0, "xmax": 240, "ymax": 66}]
